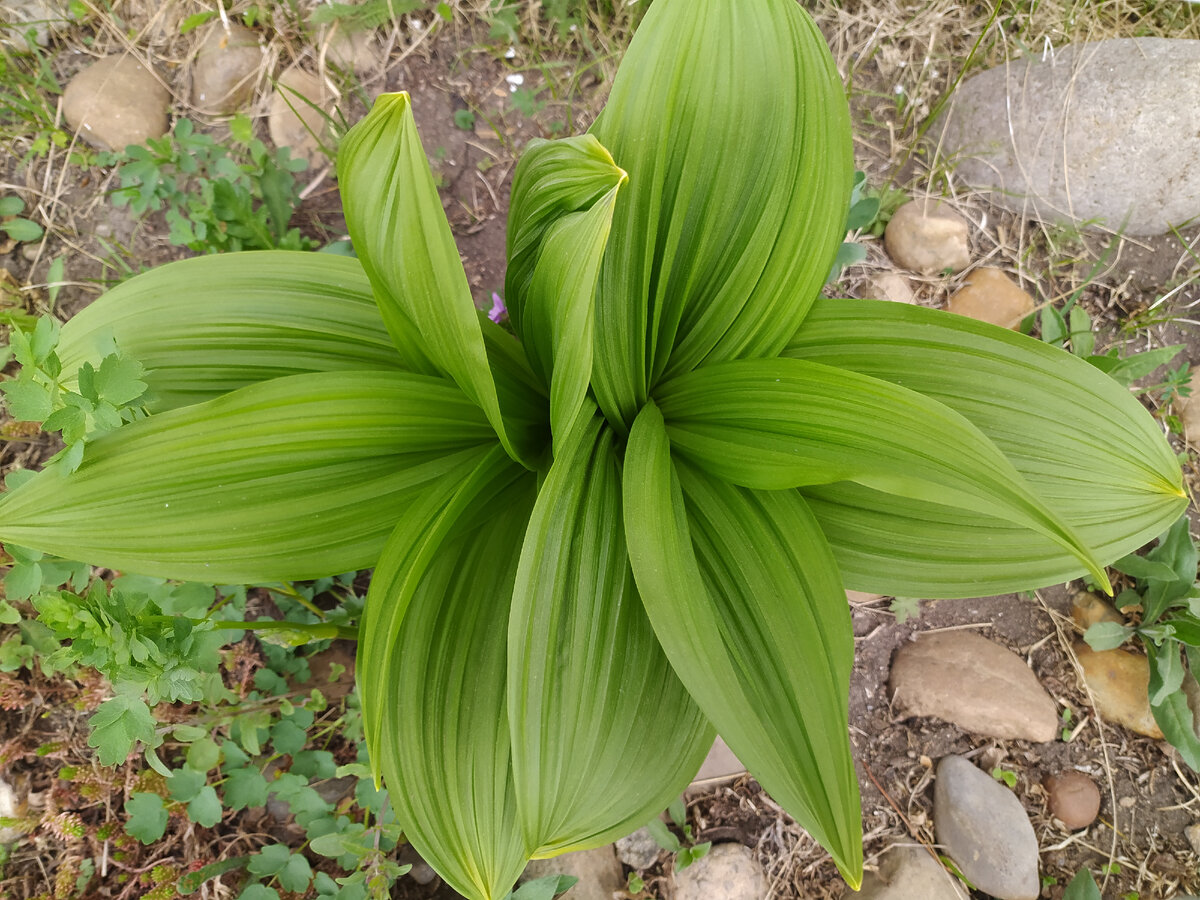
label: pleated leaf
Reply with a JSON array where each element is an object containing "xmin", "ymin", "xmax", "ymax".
[
  {"xmin": 54, "ymin": 252, "xmax": 408, "ymax": 412},
  {"xmin": 654, "ymin": 356, "xmax": 1111, "ymax": 591},
  {"xmin": 786, "ymin": 298, "xmax": 1186, "ymax": 597},
  {"xmin": 359, "ymin": 446, "xmax": 532, "ymax": 773},
  {"xmin": 338, "ymin": 92, "xmax": 537, "ymax": 465},
  {"xmin": 589, "ymin": 0, "xmax": 852, "ymax": 430},
  {"xmin": 0, "ymin": 371, "xmax": 495, "ymax": 583},
  {"xmin": 505, "ymin": 136, "xmax": 625, "ymax": 443},
  {"xmin": 375, "ymin": 490, "xmax": 535, "ymax": 900},
  {"xmin": 507, "ymin": 408, "xmax": 713, "ymax": 856},
  {"xmin": 623, "ymin": 401, "xmax": 862, "ymax": 885}
]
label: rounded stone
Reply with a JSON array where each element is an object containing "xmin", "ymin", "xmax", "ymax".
[
  {"xmin": 934, "ymin": 755, "xmax": 1040, "ymax": 900},
  {"xmin": 62, "ymin": 55, "xmax": 170, "ymax": 151},
  {"xmin": 1074, "ymin": 643, "xmax": 1164, "ymax": 739},
  {"xmin": 521, "ymin": 847, "xmax": 623, "ymax": 900},
  {"xmin": 267, "ymin": 66, "xmax": 331, "ymax": 167},
  {"xmin": 853, "ymin": 845, "xmax": 968, "ymax": 900},
  {"xmin": 936, "ymin": 38, "xmax": 1200, "ymax": 237},
  {"xmin": 868, "ymin": 271, "xmax": 917, "ymax": 305},
  {"xmin": 191, "ymin": 22, "xmax": 262, "ymax": 115},
  {"xmin": 615, "ymin": 826, "xmax": 660, "ymax": 870},
  {"xmin": 889, "ymin": 631, "xmax": 1059, "ymax": 743},
  {"xmin": 883, "ymin": 199, "xmax": 971, "ymax": 276},
  {"xmin": 673, "ymin": 843, "xmax": 767, "ymax": 900},
  {"xmin": 1070, "ymin": 591, "xmax": 1124, "ymax": 631},
  {"xmin": 947, "ymin": 267, "xmax": 1035, "ymax": 330},
  {"xmin": 1043, "ymin": 771, "xmax": 1101, "ymax": 830}
]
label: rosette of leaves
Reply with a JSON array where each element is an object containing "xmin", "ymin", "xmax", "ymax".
[{"xmin": 0, "ymin": 0, "xmax": 1186, "ymax": 896}]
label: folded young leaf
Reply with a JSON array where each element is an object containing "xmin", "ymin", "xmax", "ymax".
[
  {"xmin": 0, "ymin": 371, "xmax": 496, "ymax": 583},
  {"xmin": 505, "ymin": 137, "xmax": 625, "ymax": 444},
  {"xmin": 375, "ymin": 495, "xmax": 535, "ymax": 900},
  {"xmin": 508, "ymin": 408, "xmax": 712, "ymax": 856},
  {"xmin": 589, "ymin": 0, "xmax": 852, "ymax": 430},
  {"xmin": 338, "ymin": 93, "xmax": 539, "ymax": 466},
  {"xmin": 55, "ymin": 252, "xmax": 413, "ymax": 412},
  {"xmin": 786, "ymin": 299, "xmax": 1186, "ymax": 597},
  {"xmin": 623, "ymin": 401, "xmax": 862, "ymax": 886},
  {"xmin": 655, "ymin": 356, "xmax": 1111, "ymax": 591}
]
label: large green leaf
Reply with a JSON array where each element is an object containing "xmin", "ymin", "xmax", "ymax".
[
  {"xmin": 0, "ymin": 371, "xmax": 495, "ymax": 583},
  {"xmin": 505, "ymin": 136, "xmax": 625, "ymax": 443},
  {"xmin": 54, "ymin": 252, "xmax": 409, "ymax": 412},
  {"xmin": 655, "ymin": 356, "xmax": 1111, "ymax": 591},
  {"xmin": 338, "ymin": 92, "xmax": 538, "ymax": 466},
  {"xmin": 623, "ymin": 401, "xmax": 862, "ymax": 885},
  {"xmin": 785, "ymin": 298, "xmax": 1186, "ymax": 597},
  {"xmin": 358, "ymin": 445, "xmax": 532, "ymax": 770},
  {"xmin": 589, "ymin": 0, "xmax": 852, "ymax": 430},
  {"xmin": 375, "ymin": 493, "xmax": 535, "ymax": 900},
  {"xmin": 507, "ymin": 408, "xmax": 712, "ymax": 856}
]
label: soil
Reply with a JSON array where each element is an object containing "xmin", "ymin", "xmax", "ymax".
[{"xmin": 2, "ymin": 3, "xmax": 1200, "ymax": 900}]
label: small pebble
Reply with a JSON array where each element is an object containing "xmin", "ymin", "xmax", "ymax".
[
  {"xmin": 883, "ymin": 199, "xmax": 971, "ymax": 276},
  {"xmin": 1043, "ymin": 771, "xmax": 1100, "ymax": 830},
  {"xmin": 946, "ymin": 267, "xmax": 1034, "ymax": 330},
  {"xmin": 673, "ymin": 843, "xmax": 767, "ymax": 900}
]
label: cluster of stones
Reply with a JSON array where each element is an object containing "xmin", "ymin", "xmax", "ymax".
[{"xmin": 57, "ymin": 21, "xmax": 357, "ymax": 164}]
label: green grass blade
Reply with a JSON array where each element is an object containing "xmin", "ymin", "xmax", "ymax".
[
  {"xmin": 508, "ymin": 408, "xmax": 712, "ymax": 856},
  {"xmin": 55, "ymin": 252, "xmax": 408, "ymax": 412},
  {"xmin": 623, "ymin": 401, "xmax": 862, "ymax": 886},
  {"xmin": 589, "ymin": 0, "xmax": 851, "ymax": 430},
  {"xmin": 786, "ymin": 298, "xmax": 1186, "ymax": 597},
  {"xmin": 0, "ymin": 371, "xmax": 494, "ymax": 583}
]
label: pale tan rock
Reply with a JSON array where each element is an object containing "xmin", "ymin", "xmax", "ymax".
[
  {"xmin": 1043, "ymin": 771, "xmax": 1100, "ymax": 830},
  {"xmin": 883, "ymin": 199, "xmax": 971, "ymax": 276},
  {"xmin": 0, "ymin": 777, "xmax": 19, "ymax": 843},
  {"xmin": 868, "ymin": 271, "xmax": 917, "ymax": 305},
  {"xmin": 62, "ymin": 55, "xmax": 170, "ymax": 150},
  {"xmin": 191, "ymin": 22, "xmax": 262, "ymax": 114},
  {"xmin": 1074, "ymin": 643, "xmax": 1164, "ymax": 738},
  {"xmin": 854, "ymin": 845, "xmax": 968, "ymax": 900},
  {"xmin": 889, "ymin": 631, "xmax": 1058, "ymax": 742},
  {"xmin": 267, "ymin": 66, "xmax": 331, "ymax": 167},
  {"xmin": 847, "ymin": 590, "xmax": 885, "ymax": 605},
  {"xmin": 325, "ymin": 27, "xmax": 382, "ymax": 73},
  {"xmin": 1187, "ymin": 822, "xmax": 1200, "ymax": 856},
  {"xmin": 947, "ymin": 267, "xmax": 1035, "ymax": 330},
  {"xmin": 1070, "ymin": 591, "xmax": 1125, "ymax": 631},
  {"xmin": 693, "ymin": 736, "xmax": 745, "ymax": 783},
  {"xmin": 521, "ymin": 847, "xmax": 623, "ymax": 900},
  {"xmin": 673, "ymin": 843, "xmax": 767, "ymax": 900},
  {"xmin": 1178, "ymin": 369, "xmax": 1200, "ymax": 447}
]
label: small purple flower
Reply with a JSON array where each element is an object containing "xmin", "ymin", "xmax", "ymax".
[{"xmin": 488, "ymin": 292, "xmax": 507, "ymax": 323}]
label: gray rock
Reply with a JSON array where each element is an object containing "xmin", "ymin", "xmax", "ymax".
[
  {"xmin": 883, "ymin": 199, "xmax": 971, "ymax": 276},
  {"xmin": 854, "ymin": 845, "xmax": 968, "ymax": 900},
  {"xmin": 267, "ymin": 66, "xmax": 331, "ymax": 167},
  {"xmin": 1, "ymin": 0, "xmax": 69, "ymax": 47},
  {"xmin": 520, "ymin": 846, "xmax": 623, "ymax": 900},
  {"xmin": 889, "ymin": 631, "xmax": 1059, "ymax": 742},
  {"xmin": 615, "ymin": 826, "xmax": 660, "ymax": 870},
  {"xmin": 191, "ymin": 22, "xmax": 262, "ymax": 115},
  {"xmin": 934, "ymin": 756, "xmax": 1039, "ymax": 900},
  {"xmin": 63, "ymin": 55, "xmax": 170, "ymax": 151},
  {"xmin": 673, "ymin": 843, "xmax": 767, "ymax": 900},
  {"xmin": 937, "ymin": 38, "xmax": 1200, "ymax": 236}
]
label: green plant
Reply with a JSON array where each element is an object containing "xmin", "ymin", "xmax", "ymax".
[
  {"xmin": 990, "ymin": 767, "xmax": 1017, "ymax": 789},
  {"xmin": 0, "ymin": 195, "xmax": 42, "ymax": 242},
  {"xmin": 98, "ymin": 116, "xmax": 315, "ymax": 254},
  {"xmin": 1083, "ymin": 513, "xmax": 1200, "ymax": 767},
  {"xmin": 0, "ymin": 1, "xmax": 1187, "ymax": 897},
  {"xmin": 643, "ymin": 797, "xmax": 711, "ymax": 872}
]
